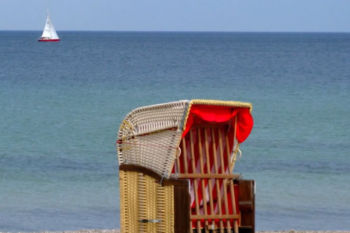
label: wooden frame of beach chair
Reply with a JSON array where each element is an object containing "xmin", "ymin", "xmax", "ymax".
[{"xmin": 117, "ymin": 100, "xmax": 255, "ymax": 233}]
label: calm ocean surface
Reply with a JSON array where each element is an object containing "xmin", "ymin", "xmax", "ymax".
[{"xmin": 0, "ymin": 31, "xmax": 349, "ymax": 231}]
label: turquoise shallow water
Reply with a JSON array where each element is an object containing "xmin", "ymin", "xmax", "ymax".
[{"xmin": 0, "ymin": 31, "xmax": 349, "ymax": 231}]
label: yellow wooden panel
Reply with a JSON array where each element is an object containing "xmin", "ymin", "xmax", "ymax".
[{"xmin": 120, "ymin": 170, "xmax": 174, "ymax": 233}]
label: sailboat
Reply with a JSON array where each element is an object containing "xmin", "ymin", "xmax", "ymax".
[{"xmin": 38, "ymin": 9, "xmax": 60, "ymax": 42}]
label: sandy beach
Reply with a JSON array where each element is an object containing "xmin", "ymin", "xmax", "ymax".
[{"xmin": 3, "ymin": 230, "xmax": 350, "ymax": 233}]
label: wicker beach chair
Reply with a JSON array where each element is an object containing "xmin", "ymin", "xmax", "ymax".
[{"xmin": 117, "ymin": 100, "xmax": 255, "ymax": 233}]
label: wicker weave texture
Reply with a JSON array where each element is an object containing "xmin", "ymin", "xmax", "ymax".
[
  {"xmin": 118, "ymin": 100, "xmax": 188, "ymax": 140},
  {"xmin": 117, "ymin": 101, "xmax": 188, "ymax": 178},
  {"xmin": 119, "ymin": 170, "xmax": 174, "ymax": 233},
  {"xmin": 118, "ymin": 129, "xmax": 183, "ymax": 178}
]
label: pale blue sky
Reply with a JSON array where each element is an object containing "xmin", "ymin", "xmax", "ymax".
[{"xmin": 1, "ymin": 0, "xmax": 350, "ymax": 32}]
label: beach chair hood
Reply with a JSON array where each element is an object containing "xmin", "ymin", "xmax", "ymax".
[{"xmin": 117, "ymin": 99, "xmax": 253, "ymax": 179}]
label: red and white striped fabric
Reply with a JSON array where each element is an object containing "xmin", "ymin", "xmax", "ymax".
[{"xmin": 172, "ymin": 103, "xmax": 254, "ymax": 229}]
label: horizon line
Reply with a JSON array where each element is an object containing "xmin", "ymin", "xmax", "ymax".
[{"xmin": 1, "ymin": 29, "xmax": 350, "ymax": 34}]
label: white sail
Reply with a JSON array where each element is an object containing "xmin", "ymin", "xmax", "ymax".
[
  {"xmin": 41, "ymin": 16, "xmax": 52, "ymax": 38},
  {"xmin": 40, "ymin": 10, "xmax": 59, "ymax": 40},
  {"xmin": 49, "ymin": 21, "xmax": 59, "ymax": 39}
]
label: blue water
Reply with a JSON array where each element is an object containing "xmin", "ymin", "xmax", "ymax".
[{"xmin": 0, "ymin": 31, "xmax": 349, "ymax": 231}]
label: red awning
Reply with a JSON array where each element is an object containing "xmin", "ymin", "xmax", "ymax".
[{"xmin": 182, "ymin": 105, "xmax": 253, "ymax": 143}]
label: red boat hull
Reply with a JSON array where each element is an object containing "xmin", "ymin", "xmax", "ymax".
[{"xmin": 38, "ymin": 39, "xmax": 60, "ymax": 42}]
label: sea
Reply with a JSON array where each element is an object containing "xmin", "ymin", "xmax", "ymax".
[{"xmin": 0, "ymin": 31, "xmax": 349, "ymax": 231}]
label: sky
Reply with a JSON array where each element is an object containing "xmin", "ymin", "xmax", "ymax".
[{"xmin": 1, "ymin": 0, "xmax": 350, "ymax": 32}]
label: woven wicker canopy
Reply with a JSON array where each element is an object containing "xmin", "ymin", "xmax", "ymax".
[{"xmin": 117, "ymin": 99, "xmax": 253, "ymax": 179}]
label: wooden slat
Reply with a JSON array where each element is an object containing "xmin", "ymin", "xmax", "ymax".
[
  {"xmin": 190, "ymin": 130, "xmax": 201, "ymax": 232},
  {"xmin": 198, "ymin": 128, "xmax": 209, "ymax": 233},
  {"xmin": 190, "ymin": 214, "xmax": 240, "ymax": 220},
  {"xmin": 181, "ymin": 137, "xmax": 191, "ymax": 233},
  {"xmin": 211, "ymin": 128, "xmax": 224, "ymax": 233},
  {"xmin": 177, "ymin": 173, "xmax": 240, "ymax": 179},
  {"xmin": 204, "ymin": 128, "xmax": 215, "ymax": 228},
  {"xmin": 218, "ymin": 128, "xmax": 231, "ymax": 232},
  {"xmin": 226, "ymin": 134, "xmax": 239, "ymax": 233},
  {"xmin": 182, "ymin": 138, "xmax": 188, "ymax": 174},
  {"xmin": 231, "ymin": 116, "xmax": 239, "ymax": 171}
]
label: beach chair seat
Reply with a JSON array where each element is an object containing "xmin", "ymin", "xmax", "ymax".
[{"xmin": 117, "ymin": 100, "xmax": 255, "ymax": 233}]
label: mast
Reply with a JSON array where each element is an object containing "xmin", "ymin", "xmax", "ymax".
[{"xmin": 47, "ymin": 8, "xmax": 52, "ymax": 38}]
